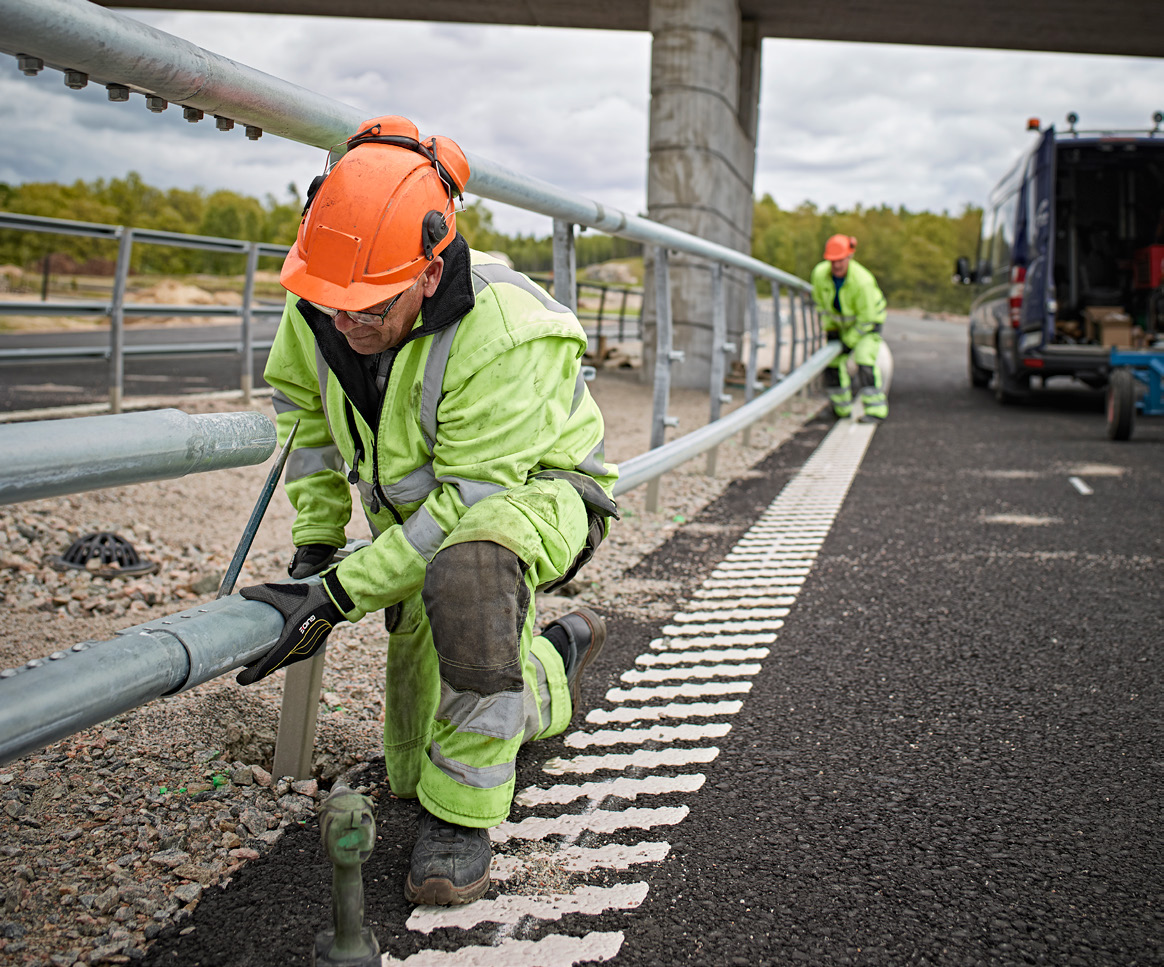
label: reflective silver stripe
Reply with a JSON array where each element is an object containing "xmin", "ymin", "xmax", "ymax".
[
  {"xmin": 440, "ymin": 476, "xmax": 505, "ymax": 508},
  {"xmin": 271, "ymin": 390, "xmax": 299, "ymax": 415},
  {"xmin": 472, "ymin": 262, "xmax": 571, "ymax": 314},
  {"xmin": 571, "ymin": 370, "xmax": 586, "ymax": 415},
  {"xmin": 430, "ymin": 740, "xmax": 515, "ymax": 789},
  {"xmin": 437, "ymin": 685, "xmax": 525, "ymax": 740},
  {"xmin": 576, "ymin": 438, "xmax": 610, "ymax": 480},
  {"xmin": 402, "ymin": 506, "xmax": 447, "ymax": 561},
  {"xmin": 284, "ymin": 444, "xmax": 345, "ymax": 482},
  {"xmin": 420, "ymin": 320, "xmax": 462, "ymax": 449},
  {"xmin": 383, "ymin": 464, "xmax": 439, "ymax": 504},
  {"xmin": 355, "ymin": 477, "xmax": 374, "ymax": 504},
  {"xmin": 524, "ymin": 649, "xmax": 553, "ymax": 741}
]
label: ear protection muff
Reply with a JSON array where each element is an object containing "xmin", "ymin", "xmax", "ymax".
[{"xmin": 422, "ymin": 210, "xmax": 449, "ymax": 261}]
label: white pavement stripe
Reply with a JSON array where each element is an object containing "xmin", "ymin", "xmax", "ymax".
[
  {"xmin": 606, "ymin": 681, "xmax": 753, "ymax": 702},
  {"xmin": 662, "ymin": 620, "xmax": 782, "ymax": 635},
  {"xmin": 692, "ymin": 587, "xmax": 801, "ymax": 599},
  {"xmin": 585, "ymin": 700, "xmax": 743, "ymax": 724},
  {"xmin": 675, "ymin": 596, "xmax": 794, "ymax": 609},
  {"xmin": 407, "ymin": 885, "xmax": 649, "ymax": 933},
  {"xmin": 382, "ymin": 930, "xmax": 626, "ymax": 965},
  {"xmin": 565, "ymin": 722, "xmax": 731, "ymax": 748},
  {"xmin": 710, "ymin": 567, "xmax": 810, "ymax": 579},
  {"xmin": 671, "ymin": 608, "xmax": 789, "ymax": 622},
  {"xmin": 657, "ymin": 632, "xmax": 778, "ymax": 647},
  {"xmin": 701, "ymin": 576, "xmax": 806, "ymax": 588},
  {"xmin": 492, "ymin": 807, "xmax": 690, "ymax": 844},
  {"xmin": 637, "ymin": 648, "xmax": 769, "ymax": 665},
  {"xmin": 620, "ymin": 663, "xmax": 762, "ymax": 683},
  {"xmin": 514, "ymin": 775, "xmax": 705, "ymax": 806},
  {"xmin": 491, "ymin": 842, "xmax": 672, "ymax": 878},
  {"xmin": 543, "ymin": 747, "xmax": 721, "ymax": 775},
  {"xmin": 1069, "ymin": 475, "xmax": 1094, "ymax": 495}
]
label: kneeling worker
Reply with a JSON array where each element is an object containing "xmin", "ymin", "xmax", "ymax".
[
  {"xmin": 236, "ymin": 116, "xmax": 618, "ymax": 906},
  {"xmin": 810, "ymin": 234, "xmax": 888, "ymax": 422}
]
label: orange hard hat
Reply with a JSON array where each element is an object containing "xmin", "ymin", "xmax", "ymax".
[
  {"xmin": 280, "ymin": 115, "xmax": 470, "ymax": 310},
  {"xmin": 823, "ymin": 234, "xmax": 857, "ymax": 261}
]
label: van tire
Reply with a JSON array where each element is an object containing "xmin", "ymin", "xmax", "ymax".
[
  {"xmin": 1106, "ymin": 368, "xmax": 1136, "ymax": 440},
  {"xmin": 969, "ymin": 346, "xmax": 990, "ymax": 388},
  {"xmin": 993, "ymin": 369, "xmax": 1027, "ymax": 405}
]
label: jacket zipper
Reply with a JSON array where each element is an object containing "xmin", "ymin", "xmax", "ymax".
[{"xmin": 343, "ymin": 396, "xmax": 402, "ymax": 525}]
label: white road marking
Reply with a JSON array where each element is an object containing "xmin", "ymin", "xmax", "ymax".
[
  {"xmin": 543, "ymin": 747, "xmax": 721, "ymax": 775},
  {"xmin": 1068, "ymin": 476, "xmax": 1094, "ymax": 495},
  {"xmin": 620, "ymin": 663, "xmax": 762, "ymax": 684},
  {"xmin": 491, "ymin": 842, "xmax": 672, "ymax": 878},
  {"xmin": 514, "ymin": 775, "xmax": 705, "ymax": 807},
  {"xmin": 407, "ymin": 885, "xmax": 649, "ymax": 933},
  {"xmin": 636, "ymin": 648, "xmax": 770, "ymax": 664},
  {"xmin": 564, "ymin": 722, "xmax": 731, "ymax": 748},
  {"xmin": 382, "ymin": 931, "xmax": 626, "ymax": 965},
  {"xmin": 606, "ymin": 681, "xmax": 754, "ymax": 702},
  {"xmin": 585, "ymin": 701, "xmax": 743, "ymax": 724},
  {"xmin": 492, "ymin": 807, "xmax": 690, "ymax": 844}
]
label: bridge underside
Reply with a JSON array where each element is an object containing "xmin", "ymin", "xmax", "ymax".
[{"xmin": 101, "ymin": 0, "xmax": 1164, "ymax": 59}]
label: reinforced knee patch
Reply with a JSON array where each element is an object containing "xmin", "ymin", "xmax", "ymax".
[{"xmin": 422, "ymin": 541, "xmax": 530, "ymax": 695}]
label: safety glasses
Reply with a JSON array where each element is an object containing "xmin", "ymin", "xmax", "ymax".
[{"xmin": 309, "ymin": 290, "xmax": 405, "ymax": 327}]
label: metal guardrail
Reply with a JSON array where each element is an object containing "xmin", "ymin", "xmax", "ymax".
[
  {"xmin": 0, "ymin": 211, "xmax": 289, "ymax": 410},
  {"xmin": 0, "ymin": 0, "xmax": 831, "ymax": 775}
]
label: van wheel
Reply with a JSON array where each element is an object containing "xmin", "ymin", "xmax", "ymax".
[
  {"xmin": 993, "ymin": 370, "xmax": 1027, "ymax": 405},
  {"xmin": 1106, "ymin": 368, "xmax": 1136, "ymax": 440},
  {"xmin": 968, "ymin": 346, "xmax": 990, "ymax": 388}
]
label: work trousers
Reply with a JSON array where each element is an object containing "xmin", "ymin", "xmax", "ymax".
[
  {"xmin": 379, "ymin": 476, "xmax": 592, "ymax": 828},
  {"xmin": 824, "ymin": 331, "xmax": 888, "ymax": 419}
]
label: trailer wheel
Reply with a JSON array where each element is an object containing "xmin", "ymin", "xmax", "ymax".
[{"xmin": 1106, "ymin": 368, "xmax": 1136, "ymax": 440}]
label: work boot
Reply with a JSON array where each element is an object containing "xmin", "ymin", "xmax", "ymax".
[
  {"xmin": 404, "ymin": 807, "xmax": 492, "ymax": 906},
  {"xmin": 542, "ymin": 607, "xmax": 608, "ymax": 714},
  {"xmin": 858, "ymin": 413, "xmax": 885, "ymax": 424}
]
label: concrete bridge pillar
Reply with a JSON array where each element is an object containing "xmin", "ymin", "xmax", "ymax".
[{"xmin": 643, "ymin": 0, "xmax": 761, "ymax": 390}]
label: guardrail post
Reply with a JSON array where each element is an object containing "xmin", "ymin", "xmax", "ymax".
[
  {"xmin": 241, "ymin": 241, "xmax": 259, "ymax": 404},
  {"xmin": 108, "ymin": 227, "xmax": 133, "ymax": 414},
  {"xmin": 552, "ymin": 219, "xmax": 577, "ymax": 314},
  {"xmin": 647, "ymin": 246, "xmax": 680, "ymax": 512},
  {"xmin": 706, "ymin": 262, "xmax": 732, "ymax": 476},
  {"xmin": 742, "ymin": 274, "xmax": 760, "ymax": 447},
  {"xmin": 272, "ymin": 649, "xmax": 328, "ymax": 780},
  {"xmin": 771, "ymin": 284, "xmax": 784, "ymax": 386}
]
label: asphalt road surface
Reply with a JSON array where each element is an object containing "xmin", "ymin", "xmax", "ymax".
[{"xmin": 130, "ymin": 312, "xmax": 1161, "ymax": 966}]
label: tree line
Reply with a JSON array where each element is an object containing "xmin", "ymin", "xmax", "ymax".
[{"xmin": 0, "ymin": 173, "xmax": 981, "ymax": 312}]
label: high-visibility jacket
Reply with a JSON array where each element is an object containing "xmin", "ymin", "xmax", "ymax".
[
  {"xmin": 265, "ymin": 235, "xmax": 618, "ymax": 622},
  {"xmin": 810, "ymin": 258, "xmax": 887, "ymax": 344}
]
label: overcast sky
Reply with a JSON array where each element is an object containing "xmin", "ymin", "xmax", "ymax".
[{"xmin": 2, "ymin": 8, "xmax": 1163, "ymax": 238}]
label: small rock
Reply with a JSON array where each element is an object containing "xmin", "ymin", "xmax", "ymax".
[
  {"xmin": 250, "ymin": 765, "xmax": 272, "ymax": 787},
  {"xmin": 290, "ymin": 779, "xmax": 318, "ymax": 798},
  {"xmin": 148, "ymin": 849, "xmax": 190, "ymax": 869},
  {"xmin": 172, "ymin": 883, "xmax": 202, "ymax": 905},
  {"xmin": 228, "ymin": 847, "xmax": 260, "ymax": 861}
]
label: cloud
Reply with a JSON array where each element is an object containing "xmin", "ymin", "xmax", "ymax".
[{"xmin": 1, "ymin": 10, "xmax": 1162, "ymax": 236}]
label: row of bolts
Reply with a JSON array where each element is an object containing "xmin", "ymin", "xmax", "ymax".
[{"xmin": 14, "ymin": 54, "xmax": 264, "ymax": 140}]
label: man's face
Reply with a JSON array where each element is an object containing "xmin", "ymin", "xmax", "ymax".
[
  {"xmin": 830, "ymin": 256, "xmax": 851, "ymax": 278},
  {"xmin": 328, "ymin": 258, "xmax": 444, "ymax": 355}
]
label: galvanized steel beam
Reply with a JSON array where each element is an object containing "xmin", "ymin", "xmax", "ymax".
[{"xmin": 0, "ymin": 408, "xmax": 276, "ymax": 504}]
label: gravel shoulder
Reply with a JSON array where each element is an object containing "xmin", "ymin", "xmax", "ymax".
[{"xmin": 0, "ymin": 362, "xmax": 822, "ymax": 966}]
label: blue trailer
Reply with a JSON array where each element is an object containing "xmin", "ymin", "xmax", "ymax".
[{"xmin": 1106, "ymin": 348, "xmax": 1164, "ymax": 440}]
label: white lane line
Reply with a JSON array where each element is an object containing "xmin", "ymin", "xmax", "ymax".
[
  {"xmin": 702, "ymin": 575, "xmax": 807, "ymax": 588},
  {"xmin": 654, "ymin": 632, "xmax": 778, "ymax": 647},
  {"xmin": 692, "ymin": 586, "xmax": 801, "ymax": 599},
  {"xmin": 672, "ymin": 595, "xmax": 795, "ymax": 608},
  {"xmin": 637, "ymin": 648, "xmax": 769, "ymax": 664},
  {"xmin": 586, "ymin": 701, "xmax": 743, "ymax": 724},
  {"xmin": 543, "ymin": 747, "xmax": 721, "ymax": 775},
  {"xmin": 1069, "ymin": 476, "xmax": 1094, "ymax": 495},
  {"xmin": 407, "ymin": 884, "xmax": 649, "ymax": 934},
  {"xmin": 606, "ymin": 681, "xmax": 753, "ymax": 702},
  {"xmin": 662, "ymin": 620, "xmax": 782, "ymax": 635},
  {"xmin": 382, "ymin": 930, "xmax": 626, "ymax": 965},
  {"xmin": 670, "ymin": 608, "xmax": 789, "ymax": 622},
  {"xmin": 491, "ymin": 843, "xmax": 672, "ymax": 878},
  {"xmin": 492, "ymin": 807, "xmax": 690, "ymax": 843},
  {"xmin": 514, "ymin": 775, "xmax": 705, "ymax": 807},
  {"xmin": 565, "ymin": 722, "xmax": 731, "ymax": 748},
  {"xmin": 620, "ymin": 664, "xmax": 762, "ymax": 684}
]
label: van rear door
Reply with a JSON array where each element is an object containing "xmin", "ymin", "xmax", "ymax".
[{"xmin": 1020, "ymin": 128, "xmax": 1057, "ymax": 344}]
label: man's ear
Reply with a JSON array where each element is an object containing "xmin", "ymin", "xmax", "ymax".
[{"xmin": 421, "ymin": 257, "xmax": 444, "ymax": 297}]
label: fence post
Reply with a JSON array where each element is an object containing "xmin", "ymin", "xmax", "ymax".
[
  {"xmin": 771, "ymin": 284, "xmax": 783, "ymax": 387},
  {"xmin": 552, "ymin": 219, "xmax": 577, "ymax": 313},
  {"xmin": 706, "ymin": 262, "xmax": 730, "ymax": 476},
  {"xmin": 108, "ymin": 227, "xmax": 134, "ymax": 414},
  {"xmin": 742, "ymin": 274, "xmax": 760, "ymax": 447},
  {"xmin": 272, "ymin": 650, "xmax": 328, "ymax": 780},
  {"xmin": 647, "ymin": 246, "xmax": 680, "ymax": 513},
  {"xmin": 241, "ymin": 241, "xmax": 259, "ymax": 405}
]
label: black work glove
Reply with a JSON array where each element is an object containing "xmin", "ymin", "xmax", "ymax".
[
  {"xmin": 236, "ymin": 582, "xmax": 344, "ymax": 685},
  {"xmin": 288, "ymin": 543, "xmax": 339, "ymax": 579}
]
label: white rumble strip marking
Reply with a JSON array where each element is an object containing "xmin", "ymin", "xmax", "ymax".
[{"xmin": 401, "ymin": 420, "xmax": 876, "ymax": 964}]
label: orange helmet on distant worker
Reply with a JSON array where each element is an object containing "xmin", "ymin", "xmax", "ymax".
[
  {"xmin": 822, "ymin": 234, "xmax": 857, "ymax": 261},
  {"xmin": 280, "ymin": 115, "xmax": 470, "ymax": 310}
]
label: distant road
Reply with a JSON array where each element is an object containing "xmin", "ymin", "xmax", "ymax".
[{"xmin": 0, "ymin": 320, "xmax": 280, "ymax": 413}]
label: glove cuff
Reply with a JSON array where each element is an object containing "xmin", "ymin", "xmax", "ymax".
[{"xmin": 323, "ymin": 568, "xmax": 358, "ymax": 619}]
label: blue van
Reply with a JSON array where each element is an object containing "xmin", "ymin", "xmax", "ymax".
[{"xmin": 958, "ymin": 114, "xmax": 1164, "ymax": 403}]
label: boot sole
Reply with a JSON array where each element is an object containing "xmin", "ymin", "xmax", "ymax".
[{"xmin": 404, "ymin": 870, "xmax": 490, "ymax": 906}]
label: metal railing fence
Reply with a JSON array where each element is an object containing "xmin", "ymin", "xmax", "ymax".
[
  {"xmin": 0, "ymin": 211, "xmax": 289, "ymax": 410},
  {"xmin": 0, "ymin": 0, "xmax": 837, "ymax": 774}
]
